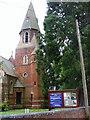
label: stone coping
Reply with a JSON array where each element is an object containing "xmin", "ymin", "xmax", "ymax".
[{"xmin": 0, "ymin": 106, "xmax": 90, "ymax": 119}]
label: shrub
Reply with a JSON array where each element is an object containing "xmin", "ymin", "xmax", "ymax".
[
  {"xmin": 0, "ymin": 103, "xmax": 9, "ymax": 111},
  {"xmin": 42, "ymin": 100, "xmax": 48, "ymax": 109}
]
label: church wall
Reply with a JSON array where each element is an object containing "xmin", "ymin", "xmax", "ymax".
[
  {"xmin": 12, "ymin": 2, "xmax": 44, "ymax": 108},
  {"xmin": 14, "ymin": 50, "xmax": 43, "ymax": 108},
  {"xmin": 15, "ymin": 48, "xmax": 34, "ymax": 66},
  {"xmin": 20, "ymin": 29, "xmax": 39, "ymax": 43},
  {"xmin": 6, "ymin": 75, "xmax": 17, "ymax": 105},
  {"xmin": 29, "ymin": 55, "xmax": 44, "ymax": 108},
  {"xmin": 0, "ymin": 74, "xmax": 17, "ymax": 105}
]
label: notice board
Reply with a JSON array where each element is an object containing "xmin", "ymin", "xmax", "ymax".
[
  {"xmin": 48, "ymin": 89, "xmax": 78, "ymax": 110},
  {"xmin": 50, "ymin": 92, "xmax": 62, "ymax": 107}
]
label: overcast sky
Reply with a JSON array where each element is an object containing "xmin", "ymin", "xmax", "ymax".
[{"xmin": 0, "ymin": 0, "xmax": 47, "ymax": 59}]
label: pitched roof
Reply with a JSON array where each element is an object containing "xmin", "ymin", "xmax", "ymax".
[
  {"xmin": 13, "ymin": 79, "xmax": 25, "ymax": 88},
  {"xmin": 0, "ymin": 56, "xmax": 16, "ymax": 77},
  {"xmin": 21, "ymin": 2, "xmax": 40, "ymax": 32}
]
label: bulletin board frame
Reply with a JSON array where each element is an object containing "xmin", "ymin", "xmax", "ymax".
[{"xmin": 48, "ymin": 89, "xmax": 78, "ymax": 110}]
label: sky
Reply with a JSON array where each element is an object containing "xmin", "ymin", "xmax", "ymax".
[{"xmin": 0, "ymin": 0, "xmax": 47, "ymax": 59}]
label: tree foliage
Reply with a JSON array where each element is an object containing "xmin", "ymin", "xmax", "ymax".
[{"xmin": 35, "ymin": 2, "xmax": 90, "ymax": 105}]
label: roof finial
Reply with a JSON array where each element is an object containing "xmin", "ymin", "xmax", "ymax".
[{"xmin": 9, "ymin": 51, "xmax": 14, "ymax": 63}]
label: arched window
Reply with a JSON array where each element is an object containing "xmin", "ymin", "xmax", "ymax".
[
  {"xmin": 24, "ymin": 32, "xmax": 29, "ymax": 43},
  {"xmin": 23, "ymin": 55, "xmax": 28, "ymax": 64},
  {"xmin": 25, "ymin": 32, "xmax": 28, "ymax": 43},
  {"xmin": 10, "ymin": 80, "xmax": 13, "ymax": 94}
]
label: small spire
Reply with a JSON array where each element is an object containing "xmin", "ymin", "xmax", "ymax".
[{"xmin": 20, "ymin": 2, "xmax": 40, "ymax": 32}]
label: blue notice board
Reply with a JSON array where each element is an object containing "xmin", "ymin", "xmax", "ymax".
[{"xmin": 50, "ymin": 92, "xmax": 62, "ymax": 107}]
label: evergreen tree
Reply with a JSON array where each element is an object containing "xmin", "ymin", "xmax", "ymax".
[{"xmin": 36, "ymin": 2, "xmax": 90, "ymax": 106}]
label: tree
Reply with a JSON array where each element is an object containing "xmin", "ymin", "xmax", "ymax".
[
  {"xmin": 35, "ymin": 2, "xmax": 90, "ymax": 106},
  {"xmin": 59, "ymin": 2, "xmax": 90, "ymax": 105}
]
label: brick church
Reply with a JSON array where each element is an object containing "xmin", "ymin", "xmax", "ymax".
[{"xmin": 0, "ymin": 2, "xmax": 43, "ymax": 109}]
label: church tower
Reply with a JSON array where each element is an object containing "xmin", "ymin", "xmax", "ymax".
[{"xmin": 14, "ymin": 2, "xmax": 43, "ymax": 108}]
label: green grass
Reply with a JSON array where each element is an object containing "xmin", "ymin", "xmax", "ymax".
[
  {"xmin": 0, "ymin": 108, "xmax": 69, "ymax": 116},
  {"xmin": 0, "ymin": 109, "xmax": 49, "ymax": 116}
]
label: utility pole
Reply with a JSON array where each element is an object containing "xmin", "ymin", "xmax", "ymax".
[{"xmin": 76, "ymin": 19, "xmax": 89, "ymax": 118}]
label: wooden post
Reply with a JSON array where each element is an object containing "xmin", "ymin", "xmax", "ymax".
[{"xmin": 76, "ymin": 19, "xmax": 89, "ymax": 118}]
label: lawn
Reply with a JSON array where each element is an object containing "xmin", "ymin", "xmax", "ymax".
[
  {"xmin": 0, "ymin": 108, "xmax": 49, "ymax": 116},
  {"xmin": 0, "ymin": 108, "xmax": 69, "ymax": 116}
]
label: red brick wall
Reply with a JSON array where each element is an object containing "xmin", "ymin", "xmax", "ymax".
[
  {"xmin": 14, "ymin": 47, "xmax": 43, "ymax": 108},
  {"xmin": 15, "ymin": 48, "xmax": 34, "ymax": 66},
  {"xmin": 2, "ymin": 75, "xmax": 17, "ymax": 104}
]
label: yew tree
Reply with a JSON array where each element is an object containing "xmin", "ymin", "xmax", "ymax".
[{"xmin": 36, "ymin": 2, "xmax": 90, "ymax": 106}]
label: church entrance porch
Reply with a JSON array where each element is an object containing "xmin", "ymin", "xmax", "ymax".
[{"xmin": 16, "ymin": 92, "xmax": 22, "ymax": 104}]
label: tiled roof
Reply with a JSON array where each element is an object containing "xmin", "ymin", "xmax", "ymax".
[
  {"xmin": 13, "ymin": 79, "xmax": 25, "ymax": 88},
  {"xmin": 21, "ymin": 2, "xmax": 40, "ymax": 32},
  {"xmin": 0, "ymin": 56, "xmax": 16, "ymax": 77}
]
